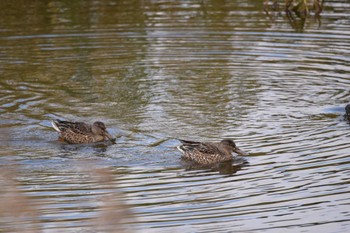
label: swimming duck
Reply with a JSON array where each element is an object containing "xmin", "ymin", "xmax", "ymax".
[
  {"xmin": 177, "ymin": 139, "xmax": 248, "ymax": 165},
  {"xmin": 51, "ymin": 119, "xmax": 115, "ymax": 144},
  {"xmin": 345, "ymin": 104, "xmax": 350, "ymax": 120}
]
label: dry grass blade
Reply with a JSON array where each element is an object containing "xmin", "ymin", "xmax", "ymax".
[
  {"xmin": 0, "ymin": 163, "xmax": 134, "ymax": 233},
  {"xmin": 77, "ymin": 163, "xmax": 134, "ymax": 233},
  {"xmin": 0, "ymin": 167, "xmax": 40, "ymax": 233}
]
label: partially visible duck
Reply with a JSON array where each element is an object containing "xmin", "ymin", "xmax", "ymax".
[
  {"xmin": 177, "ymin": 139, "xmax": 248, "ymax": 165},
  {"xmin": 51, "ymin": 119, "xmax": 115, "ymax": 144},
  {"xmin": 345, "ymin": 104, "xmax": 350, "ymax": 120}
]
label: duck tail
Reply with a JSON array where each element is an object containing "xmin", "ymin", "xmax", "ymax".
[
  {"xmin": 177, "ymin": 145, "xmax": 185, "ymax": 153},
  {"xmin": 51, "ymin": 119, "xmax": 61, "ymax": 132}
]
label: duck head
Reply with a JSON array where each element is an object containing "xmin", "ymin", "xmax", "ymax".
[
  {"xmin": 220, "ymin": 139, "xmax": 248, "ymax": 156},
  {"xmin": 92, "ymin": 121, "xmax": 115, "ymax": 142}
]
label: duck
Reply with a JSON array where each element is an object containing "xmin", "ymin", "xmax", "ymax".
[
  {"xmin": 177, "ymin": 139, "xmax": 248, "ymax": 165},
  {"xmin": 345, "ymin": 104, "xmax": 350, "ymax": 120},
  {"xmin": 51, "ymin": 119, "xmax": 115, "ymax": 144}
]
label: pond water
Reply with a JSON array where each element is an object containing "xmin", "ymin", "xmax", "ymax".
[{"xmin": 1, "ymin": 0, "xmax": 350, "ymax": 232}]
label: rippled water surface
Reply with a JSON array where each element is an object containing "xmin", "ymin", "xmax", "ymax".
[{"xmin": 1, "ymin": 0, "xmax": 350, "ymax": 232}]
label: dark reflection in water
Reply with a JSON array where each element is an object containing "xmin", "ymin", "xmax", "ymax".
[
  {"xmin": 1, "ymin": 0, "xmax": 350, "ymax": 232},
  {"xmin": 182, "ymin": 158, "xmax": 248, "ymax": 175}
]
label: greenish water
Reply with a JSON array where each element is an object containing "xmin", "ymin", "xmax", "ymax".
[{"xmin": 1, "ymin": 1, "xmax": 350, "ymax": 232}]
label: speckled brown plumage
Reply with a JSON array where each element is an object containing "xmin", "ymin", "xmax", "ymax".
[
  {"xmin": 177, "ymin": 139, "xmax": 247, "ymax": 165},
  {"xmin": 51, "ymin": 119, "xmax": 114, "ymax": 144}
]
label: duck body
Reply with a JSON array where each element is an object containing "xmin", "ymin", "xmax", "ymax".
[
  {"xmin": 177, "ymin": 139, "xmax": 247, "ymax": 165},
  {"xmin": 51, "ymin": 119, "xmax": 114, "ymax": 144}
]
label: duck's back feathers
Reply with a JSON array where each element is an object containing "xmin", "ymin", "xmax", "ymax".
[
  {"xmin": 52, "ymin": 119, "xmax": 92, "ymax": 134},
  {"xmin": 178, "ymin": 139, "xmax": 221, "ymax": 155}
]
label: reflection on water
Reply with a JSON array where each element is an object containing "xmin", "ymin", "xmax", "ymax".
[
  {"xmin": 181, "ymin": 157, "xmax": 248, "ymax": 175},
  {"xmin": 264, "ymin": 0, "xmax": 324, "ymax": 32},
  {"xmin": 1, "ymin": 0, "xmax": 350, "ymax": 232},
  {"xmin": 0, "ymin": 165, "xmax": 132, "ymax": 232}
]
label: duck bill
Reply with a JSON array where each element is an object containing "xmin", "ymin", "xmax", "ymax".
[
  {"xmin": 234, "ymin": 147, "xmax": 249, "ymax": 156},
  {"xmin": 104, "ymin": 131, "xmax": 115, "ymax": 142}
]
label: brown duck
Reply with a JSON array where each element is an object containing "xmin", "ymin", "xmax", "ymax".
[
  {"xmin": 51, "ymin": 119, "xmax": 115, "ymax": 144},
  {"xmin": 177, "ymin": 139, "xmax": 248, "ymax": 165}
]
